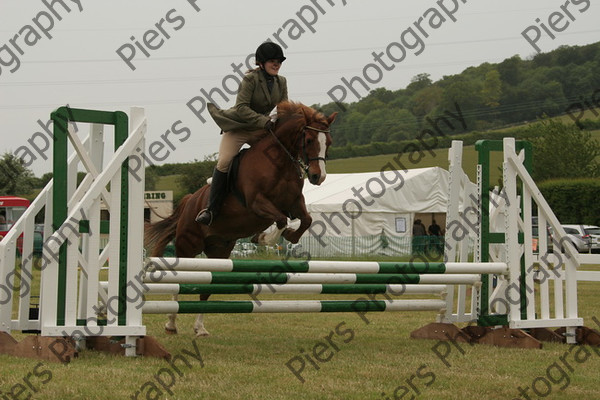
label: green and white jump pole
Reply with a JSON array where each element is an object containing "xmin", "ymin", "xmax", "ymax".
[{"xmin": 142, "ymin": 299, "xmax": 449, "ymax": 314}]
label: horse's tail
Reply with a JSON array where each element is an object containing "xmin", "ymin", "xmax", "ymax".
[{"xmin": 144, "ymin": 194, "xmax": 192, "ymax": 257}]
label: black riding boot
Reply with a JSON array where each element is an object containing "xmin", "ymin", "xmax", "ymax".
[{"xmin": 195, "ymin": 169, "xmax": 228, "ymax": 225}]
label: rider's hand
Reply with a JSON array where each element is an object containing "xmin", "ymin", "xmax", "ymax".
[{"xmin": 265, "ymin": 120, "xmax": 275, "ymax": 131}]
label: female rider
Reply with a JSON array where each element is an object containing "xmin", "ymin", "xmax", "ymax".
[{"xmin": 196, "ymin": 42, "xmax": 288, "ymax": 225}]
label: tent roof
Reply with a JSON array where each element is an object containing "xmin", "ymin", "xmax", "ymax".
[{"xmin": 302, "ymin": 167, "xmax": 451, "ymax": 214}]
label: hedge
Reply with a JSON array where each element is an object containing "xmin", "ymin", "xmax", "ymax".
[{"xmin": 538, "ymin": 178, "xmax": 600, "ymax": 226}]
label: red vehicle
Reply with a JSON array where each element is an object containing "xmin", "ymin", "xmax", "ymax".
[{"xmin": 0, "ymin": 196, "xmax": 30, "ymax": 241}]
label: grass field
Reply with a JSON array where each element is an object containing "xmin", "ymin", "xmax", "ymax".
[
  {"xmin": 2, "ymin": 256, "xmax": 600, "ymax": 400},
  {"xmin": 326, "ymin": 144, "xmax": 499, "ymax": 185}
]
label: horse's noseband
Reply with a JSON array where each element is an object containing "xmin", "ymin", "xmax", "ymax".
[{"xmin": 302, "ymin": 125, "xmax": 329, "ymax": 165}]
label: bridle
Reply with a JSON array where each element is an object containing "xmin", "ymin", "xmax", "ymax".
[{"xmin": 268, "ymin": 124, "xmax": 330, "ymax": 179}]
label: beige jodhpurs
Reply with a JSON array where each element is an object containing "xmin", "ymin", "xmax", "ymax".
[{"xmin": 215, "ymin": 130, "xmax": 267, "ymax": 173}]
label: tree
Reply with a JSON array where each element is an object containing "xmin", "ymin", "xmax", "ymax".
[
  {"xmin": 497, "ymin": 55, "xmax": 522, "ymax": 86},
  {"xmin": 481, "ymin": 70, "xmax": 502, "ymax": 108},
  {"xmin": 334, "ymin": 111, "xmax": 364, "ymax": 145},
  {"xmin": 526, "ymin": 119, "xmax": 600, "ymax": 181},
  {"xmin": 145, "ymin": 166, "xmax": 159, "ymax": 191},
  {"xmin": 177, "ymin": 154, "xmax": 218, "ymax": 195},
  {"xmin": 359, "ymin": 108, "xmax": 417, "ymax": 143},
  {"xmin": 352, "ymin": 97, "xmax": 386, "ymax": 115},
  {"xmin": 365, "ymin": 87, "xmax": 395, "ymax": 104},
  {"xmin": 409, "ymin": 85, "xmax": 443, "ymax": 119},
  {"xmin": 0, "ymin": 152, "xmax": 35, "ymax": 195},
  {"xmin": 439, "ymin": 78, "xmax": 483, "ymax": 125},
  {"xmin": 406, "ymin": 73, "xmax": 432, "ymax": 95},
  {"xmin": 39, "ymin": 172, "xmax": 53, "ymax": 187}
]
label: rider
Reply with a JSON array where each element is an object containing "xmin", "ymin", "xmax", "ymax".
[{"xmin": 196, "ymin": 42, "xmax": 288, "ymax": 225}]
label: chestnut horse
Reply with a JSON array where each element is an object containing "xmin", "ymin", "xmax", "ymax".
[{"xmin": 144, "ymin": 101, "xmax": 336, "ymax": 336}]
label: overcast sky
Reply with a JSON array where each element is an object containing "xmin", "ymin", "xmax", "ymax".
[{"xmin": 1, "ymin": 0, "xmax": 598, "ymax": 176}]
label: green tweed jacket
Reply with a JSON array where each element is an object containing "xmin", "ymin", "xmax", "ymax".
[{"xmin": 208, "ymin": 69, "xmax": 288, "ymax": 133}]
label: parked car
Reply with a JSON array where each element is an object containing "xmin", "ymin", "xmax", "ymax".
[
  {"xmin": 586, "ymin": 226, "xmax": 600, "ymax": 252},
  {"xmin": 565, "ymin": 225, "xmax": 600, "ymax": 252},
  {"xmin": 532, "ymin": 217, "xmax": 553, "ymax": 252},
  {"xmin": 33, "ymin": 226, "xmax": 44, "ymax": 256},
  {"xmin": 558, "ymin": 224, "xmax": 600, "ymax": 253}
]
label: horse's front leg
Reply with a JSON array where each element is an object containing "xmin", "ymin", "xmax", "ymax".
[
  {"xmin": 248, "ymin": 193, "xmax": 289, "ymax": 228},
  {"xmin": 282, "ymin": 196, "xmax": 312, "ymax": 244}
]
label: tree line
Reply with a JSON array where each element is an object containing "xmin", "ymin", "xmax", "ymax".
[{"xmin": 314, "ymin": 42, "xmax": 600, "ymax": 148}]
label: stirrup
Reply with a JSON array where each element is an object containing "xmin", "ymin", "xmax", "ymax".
[{"xmin": 195, "ymin": 209, "xmax": 213, "ymax": 225}]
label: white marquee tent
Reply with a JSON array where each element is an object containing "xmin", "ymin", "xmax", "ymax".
[{"xmin": 290, "ymin": 167, "xmax": 474, "ymax": 256}]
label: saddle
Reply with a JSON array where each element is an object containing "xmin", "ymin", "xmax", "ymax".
[{"xmin": 226, "ymin": 149, "xmax": 248, "ymax": 207}]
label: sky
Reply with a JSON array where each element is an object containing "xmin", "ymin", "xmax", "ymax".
[{"xmin": 0, "ymin": 0, "xmax": 598, "ymax": 176}]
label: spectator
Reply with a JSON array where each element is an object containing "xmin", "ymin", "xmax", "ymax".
[
  {"xmin": 428, "ymin": 218, "xmax": 443, "ymax": 255},
  {"xmin": 428, "ymin": 219, "xmax": 441, "ymax": 236},
  {"xmin": 412, "ymin": 219, "xmax": 427, "ymax": 255}
]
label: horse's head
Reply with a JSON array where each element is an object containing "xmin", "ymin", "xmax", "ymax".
[
  {"xmin": 276, "ymin": 102, "xmax": 337, "ymax": 185},
  {"xmin": 300, "ymin": 107, "xmax": 336, "ymax": 185}
]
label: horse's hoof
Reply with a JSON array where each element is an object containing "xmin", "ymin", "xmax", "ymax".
[
  {"xmin": 165, "ymin": 327, "xmax": 178, "ymax": 335},
  {"xmin": 194, "ymin": 329, "xmax": 210, "ymax": 337}
]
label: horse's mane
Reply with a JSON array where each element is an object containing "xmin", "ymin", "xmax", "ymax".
[{"xmin": 276, "ymin": 101, "xmax": 326, "ymax": 128}]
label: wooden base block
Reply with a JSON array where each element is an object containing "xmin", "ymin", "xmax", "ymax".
[
  {"xmin": 0, "ymin": 334, "xmax": 77, "ymax": 363},
  {"xmin": 0, "ymin": 333, "xmax": 169, "ymax": 362},
  {"xmin": 475, "ymin": 326, "xmax": 542, "ymax": 349},
  {"xmin": 462, "ymin": 325, "xmax": 492, "ymax": 342},
  {"xmin": 555, "ymin": 326, "xmax": 600, "ymax": 346},
  {"xmin": 529, "ymin": 328, "xmax": 565, "ymax": 343},
  {"xmin": 0, "ymin": 332, "xmax": 18, "ymax": 354},
  {"xmin": 86, "ymin": 336, "xmax": 171, "ymax": 360}
]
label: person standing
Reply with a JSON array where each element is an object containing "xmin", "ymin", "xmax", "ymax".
[
  {"xmin": 412, "ymin": 219, "xmax": 427, "ymax": 255},
  {"xmin": 428, "ymin": 218, "xmax": 443, "ymax": 255}
]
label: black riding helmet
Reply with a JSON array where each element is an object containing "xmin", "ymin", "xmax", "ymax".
[{"xmin": 255, "ymin": 42, "xmax": 286, "ymax": 64}]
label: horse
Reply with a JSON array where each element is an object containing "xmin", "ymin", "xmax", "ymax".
[{"xmin": 144, "ymin": 101, "xmax": 337, "ymax": 336}]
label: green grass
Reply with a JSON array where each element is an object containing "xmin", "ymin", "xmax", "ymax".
[
  {"xmin": 156, "ymin": 174, "xmax": 184, "ymax": 193},
  {"xmin": 326, "ymin": 144, "xmax": 505, "ymax": 185},
  {"xmin": 3, "ymin": 293, "xmax": 600, "ymax": 399}
]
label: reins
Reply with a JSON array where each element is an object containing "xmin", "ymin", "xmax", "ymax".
[{"xmin": 268, "ymin": 124, "xmax": 330, "ymax": 179}]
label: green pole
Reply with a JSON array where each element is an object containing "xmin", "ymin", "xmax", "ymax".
[
  {"xmin": 50, "ymin": 107, "xmax": 70, "ymax": 326},
  {"xmin": 114, "ymin": 111, "xmax": 129, "ymax": 326}
]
